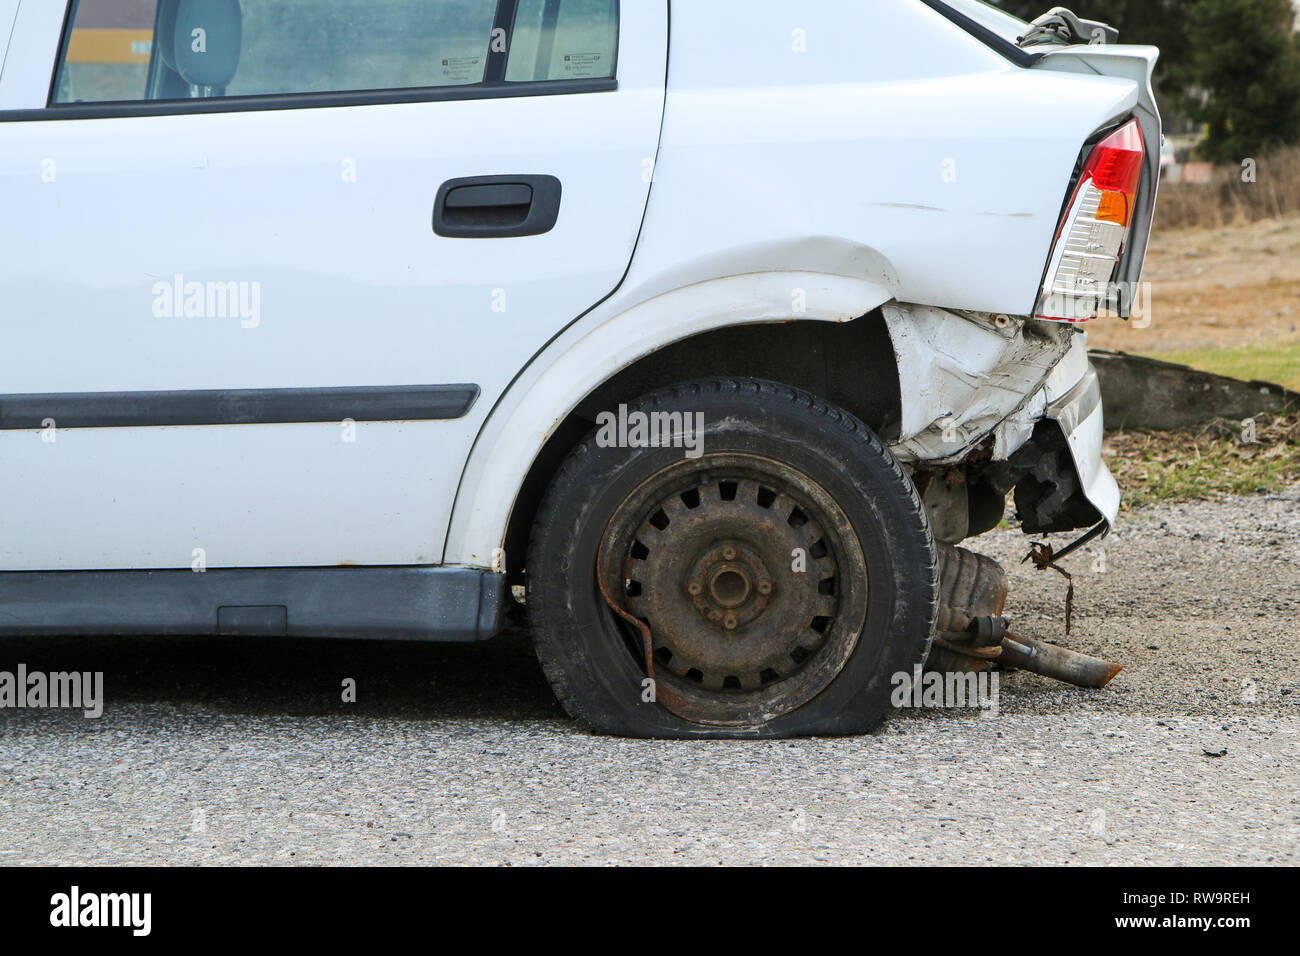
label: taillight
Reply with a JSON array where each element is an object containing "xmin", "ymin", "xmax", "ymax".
[{"xmin": 1036, "ymin": 119, "xmax": 1145, "ymax": 322}]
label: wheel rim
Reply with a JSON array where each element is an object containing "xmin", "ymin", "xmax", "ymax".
[{"xmin": 597, "ymin": 453, "xmax": 870, "ymax": 726}]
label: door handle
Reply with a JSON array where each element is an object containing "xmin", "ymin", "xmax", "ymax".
[{"xmin": 433, "ymin": 174, "xmax": 562, "ymax": 238}]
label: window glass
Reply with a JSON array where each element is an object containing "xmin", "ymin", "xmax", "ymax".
[
  {"xmin": 228, "ymin": 0, "xmax": 498, "ymax": 96},
  {"xmin": 935, "ymin": 1, "xmax": 1029, "ymax": 43},
  {"xmin": 52, "ymin": 0, "xmax": 503, "ymax": 103},
  {"xmin": 506, "ymin": 0, "xmax": 617, "ymax": 83},
  {"xmin": 53, "ymin": 0, "xmax": 159, "ymax": 103}
]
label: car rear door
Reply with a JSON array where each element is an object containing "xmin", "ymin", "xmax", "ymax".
[{"xmin": 0, "ymin": 0, "xmax": 666, "ymax": 571}]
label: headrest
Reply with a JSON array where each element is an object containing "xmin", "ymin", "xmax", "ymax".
[{"xmin": 174, "ymin": 0, "xmax": 242, "ymax": 90}]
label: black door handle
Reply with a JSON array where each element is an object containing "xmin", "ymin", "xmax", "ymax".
[{"xmin": 433, "ymin": 175, "xmax": 562, "ymax": 238}]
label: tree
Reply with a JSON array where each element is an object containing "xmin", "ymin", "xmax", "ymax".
[{"xmin": 1185, "ymin": 0, "xmax": 1300, "ymax": 161}]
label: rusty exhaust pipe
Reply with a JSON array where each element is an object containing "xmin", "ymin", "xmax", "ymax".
[
  {"xmin": 999, "ymin": 631, "xmax": 1122, "ymax": 689},
  {"xmin": 932, "ymin": 617, "xmax": 1122, "ymax": 689}
]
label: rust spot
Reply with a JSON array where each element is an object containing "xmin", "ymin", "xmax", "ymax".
[{"xmin": 1023, "ymin": 541, "xmax": 1074, "ymax": 635}]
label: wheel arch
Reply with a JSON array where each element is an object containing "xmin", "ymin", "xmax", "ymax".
[{"xmin": 443, "ymin": 271, "xmax": 903, "ymax": 572}]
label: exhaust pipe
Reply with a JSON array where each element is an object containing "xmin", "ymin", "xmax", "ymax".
[
  {"xmin": 999, "ymin": 631, "xmax": 1122, "ymax": 689},
  {"xmin": 936, "ymin": 616, "xmax": 1123, "ymax": 689}
]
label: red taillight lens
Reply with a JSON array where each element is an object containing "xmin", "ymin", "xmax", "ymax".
[
  {"xmin": 1036, "ymin": 119, "xmax": 1146, "ymax": 322},
  {"xmin": 1087, "ymin": 121, "xmax": 1144, "ymax": 228},
  {"xmin": 1086, "ymin": 121, "xmax": 1145, "ymax": 194}
]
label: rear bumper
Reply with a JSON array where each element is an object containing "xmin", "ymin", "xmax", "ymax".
[
  {"xmin": 1045, "ymin": 365, "xmax": 1120, "ymax": 528},
  {"xmin": 954, "ymin": 330, "xmax": 1119, "ymax": 538}
]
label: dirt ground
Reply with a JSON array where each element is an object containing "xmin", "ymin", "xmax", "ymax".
[{"xmin": 1088, "ymin": 214, "xmax": 1300, "ymax": 354}]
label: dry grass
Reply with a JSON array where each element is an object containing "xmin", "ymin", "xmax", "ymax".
[
  {"xmin": 1105, "ymin": 414, "xmax": 1300, "ymax": 508},
  {"xmin": 1156, "ymin": 147, "xmax": 1300, "ymax": 229},
  {"xmin": 1086, "ymin": 213, "xmax": 1300, "ymax": 357}
]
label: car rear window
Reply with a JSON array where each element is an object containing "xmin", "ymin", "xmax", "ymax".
[
  {"xmin": 920, "ymin": 0, "xmax": 1038, "ymax": 68},
  {"xmin": 934, "ymin": 0, "xmax": 1029, "ymax": 45},
  {"xmin": 51, "ymin": 0, "xmax": 618, "ymax": 105}
]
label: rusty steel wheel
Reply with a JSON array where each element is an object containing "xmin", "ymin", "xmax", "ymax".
[
  {"xmin": 528, "ymin": 379, "xmax": 937, "ymax": 739},
  {"xmin": 597, "ymin": 454, "xmax": 869, "ymax": 726}
]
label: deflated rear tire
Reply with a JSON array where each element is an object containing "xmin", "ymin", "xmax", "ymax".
[{"xmin": 526, "ymin": 379, "xmax": 937, "ymax": 738}]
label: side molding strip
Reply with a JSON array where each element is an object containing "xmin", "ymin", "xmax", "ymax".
[{"xmin": 0, "ymin": 384, "xmax": 480, "ymax": 429}]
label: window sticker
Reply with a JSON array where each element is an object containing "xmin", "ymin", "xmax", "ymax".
[
  {"xmin": 560, "ymin": 53, "xmax": 603, "ymax": 78},
  {"xmin": 440, "ymin": 55, "xmax": 484, "ymax": 84}
]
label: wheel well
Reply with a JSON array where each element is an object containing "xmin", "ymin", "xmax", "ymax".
[{"xmin": 503, "ymin": 311, "xmax": 902, "ymax": 581}]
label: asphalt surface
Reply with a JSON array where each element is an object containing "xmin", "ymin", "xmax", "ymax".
[{"xmin": 1, "ymin": 488, "xmax": 1296, "ymax": 865}]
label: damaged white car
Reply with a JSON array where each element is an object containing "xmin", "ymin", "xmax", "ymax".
[{"xmin": 0, "ymin": 0, "xmax": 1159, "ymax": 737}]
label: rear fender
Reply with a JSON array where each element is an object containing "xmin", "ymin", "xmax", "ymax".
[{"xmin": 443, "ymin": 270, "xmax": 895, "ymax": 568}]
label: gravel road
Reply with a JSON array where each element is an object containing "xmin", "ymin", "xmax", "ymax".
[{"xmin": 1, "ymin": 488, "xmax": 1297, "ymax": 866}]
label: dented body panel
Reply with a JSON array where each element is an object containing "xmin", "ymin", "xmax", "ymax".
[
  {"xmin": 883, "ymin": 304, "xmax": 1074, "ymax": 464},
  {"xmin": 882, "ymin": 304, "xmax": 1118, "ymax": 530}
]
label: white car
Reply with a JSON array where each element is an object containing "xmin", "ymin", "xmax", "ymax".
[{"xmin": 0, "ymin": 0, "xmax": 1159, "ymax": 737}]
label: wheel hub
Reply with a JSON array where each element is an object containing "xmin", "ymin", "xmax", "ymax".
[{"xmin": 686, "ymin": 539, "xmax": 774, "ymax": 631}]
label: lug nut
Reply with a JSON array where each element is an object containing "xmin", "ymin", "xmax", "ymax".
[
  {"xmin": 757, "ymin": 580, "xmax": 772, "ymax": 595},
  {"xmin": 722, "ymin": 546, "xmax": 737, "ymax": 560},
  {"xmin": 723, "ymin": 614, "xmax": 738, "ymax": 630},
  {"xmin": 687, "ymin": 581, "xmax": 703, "ymax": 595}
]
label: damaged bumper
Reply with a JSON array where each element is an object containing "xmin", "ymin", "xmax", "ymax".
[
  {"xmin": 883, "ymin": 302, "xmax": 1119, "ymax": 540},
  {"xmin": 1043, "ymin": 356, "xmax": 1120, "ymax": 528}
]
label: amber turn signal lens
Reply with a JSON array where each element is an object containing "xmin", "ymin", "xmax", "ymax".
[{"xmin": 1096, "ymin": 189, "xmax": 1131, "ymax": 226}]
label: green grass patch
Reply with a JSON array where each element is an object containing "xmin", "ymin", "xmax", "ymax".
[
  {"xmin": 1106, "ymin": 415, "xmax": 1300, "ymax": 509},
  {"xmin": 1140, "ymin": 341, "xmax": 1300, "ymax": 392}
]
